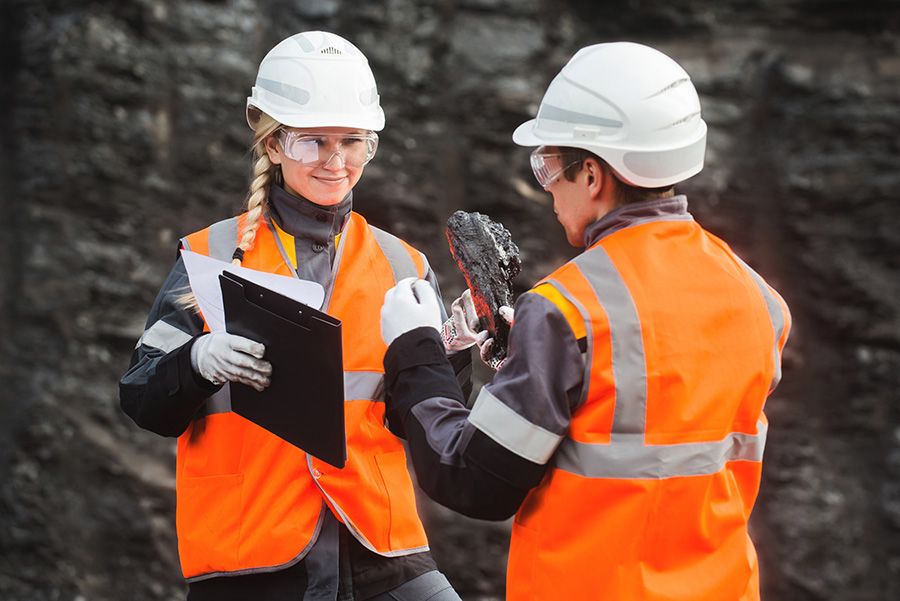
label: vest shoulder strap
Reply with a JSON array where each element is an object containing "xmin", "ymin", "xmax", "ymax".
[
  {"xmin": 368, "ymin": 224, "xmax": 425, "ymax": 284},
  {"xmin": 181, "ymin": 217, "xmax": 241, "ymax": 261}
]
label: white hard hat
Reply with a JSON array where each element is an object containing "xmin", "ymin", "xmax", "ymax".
[
  {"xmin": 513, "ymin": 42, "xmax": 707, "ymax": 188},
  {"xmin": 247, "ymin": 31, "xmax": 385, "ymax": 131}
]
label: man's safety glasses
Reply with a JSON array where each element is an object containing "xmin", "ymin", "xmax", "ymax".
[
  {"xmin": 530, "ymin": 147, "xmax": 580, "ymax": 189},
  {"xmin": 277, "ymin": 131, "xmax": 379, "ymax": 168}
]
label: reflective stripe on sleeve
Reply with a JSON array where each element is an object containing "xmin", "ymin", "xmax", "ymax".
[
  {"xmin": 555, "ymin": 419, "xmax": 768, "ymax": 479},
  {"xmin": 137, "ymin": 320, "xmax": 192, "ymax": 353},
  {"xmin": 468, "ymin": 387, "xmax": 563, "ymax": 465}
]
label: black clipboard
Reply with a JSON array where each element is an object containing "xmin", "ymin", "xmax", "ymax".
[{"xmin": 219, "ymin": 271, "xmax": 346, "ymax": 469}]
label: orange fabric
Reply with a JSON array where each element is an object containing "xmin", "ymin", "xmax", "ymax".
[
  {"xmin": 176, "ymin": 211, "xmax": 428, "ymax": 580},
  {"xmin": 508, "ymin": 218, "xmax": 788, "ymax": 600},
  {"xmin": 530, "ymin": 282, "xmax": 586, "ymax": 341}
]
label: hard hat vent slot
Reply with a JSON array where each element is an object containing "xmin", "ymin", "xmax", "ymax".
[
  {"xmin": 666, "ymin": 111, "xmax": 701, "ymax": 128},
  {"xmin": 647, "ymin": 78, "xmax": 690, "ymax": 99},
  {"xmin": 320, "ymin": 47, "xmax": 343, "ymax": 55}
]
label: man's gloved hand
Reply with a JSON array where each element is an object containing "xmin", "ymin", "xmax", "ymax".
[
  {"xmin": 190, "ymin": 331, "xmax": 272, "ymax": 391},
  {"xmin": 441, "ymin": 289, "xmax": 482, "ymax": 352},
  {"xmin": 381, "ymin": 277, "xmax": 443, "ymax": 346},
  {"xmin": 476, "ymin": 305, "xmax": 514, "ymax": 371}
]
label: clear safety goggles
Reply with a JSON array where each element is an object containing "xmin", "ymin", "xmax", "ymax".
[
  {"xmin": 277, "ymin": 130, "xmax": 379, "ymax": 168},
  {"xmin": 530, "ymin": 146, "xmax": 580, "ymax": 189}
]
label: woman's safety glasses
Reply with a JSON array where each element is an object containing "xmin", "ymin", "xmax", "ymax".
[
  {"xmin": 530, "ymin": 147, "xmax": 580, "ymax": 189},
  {"xmin": 277, "ymin": 131, "xmax": 379, "ymax": 168}
]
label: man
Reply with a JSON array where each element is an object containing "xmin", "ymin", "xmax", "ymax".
[{"xmin": 379, "ymin": 42, "xmax": 791, "ymax": 600}]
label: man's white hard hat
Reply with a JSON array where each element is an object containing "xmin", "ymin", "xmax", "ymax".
[
  {"xmin": 513, "ymin": 41, "xmax": 707, "ymax": 188},
  {"xmin": 247, "ymin": 31, "xmax": 385, "ymax": 132}
]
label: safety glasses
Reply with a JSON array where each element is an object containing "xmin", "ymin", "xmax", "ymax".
[
  {"xmin": 530, "ymin": 147, "xmax": 580, "ymax": 189},
  {"xmin": 277, "ymin": 131, "xmax": 379, "ymax": 168}
]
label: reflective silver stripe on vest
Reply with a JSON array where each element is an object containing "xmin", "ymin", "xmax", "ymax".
[
  {"xmin": 734, "ymin": 257, "xmax": 789, "ymax": 392},
  {"xmin": 555, "ymin": 420, "xmax": 768, "ymax": 479},
  {"xmin": 180, "ymin": 218, "xmax": 239, "ymax": 261},
  {"xmin": 137, "ymin": 320, "xmax": 192, "ymax": 352},
  {"xmin": 201, "ymin": 371, "xmax": 386, "ymax": 418},
  {"xmin": 469, "ymin": 387, "xmax": 563, "ymax": 465},
  {"xmin": 194, "ymin": 219, "xmax": 407, "ymax": 421},
  {"xmin": 346, "ymin": 371, "xmax": 384, "ymax": 402},
  {"xmin": 370, "ymin": 226, "xmax": 420, "ymax": 283},
  {"xmin": 547, "ymin": 245, "xmax": 776, "ymax": 480},
  {"xmin": 570, "ymin": 247, "xmax": 648, "ymax": 440},
  {"xmin": 207, "ymin": 218, "xmax": 241, "ymax": 262}
]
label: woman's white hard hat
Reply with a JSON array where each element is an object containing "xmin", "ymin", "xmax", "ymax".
[
  {"xmin": 247, "ymin": 31, "xmax": 385, "ymax": 132},
  {"xmin": 513, "ymin": 41, "xmax": 707, "ymax": 188}
]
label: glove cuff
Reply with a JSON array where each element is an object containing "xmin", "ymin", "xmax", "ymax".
[{"xmin": 189, "ymin": 332, "xmax": 208, "ymax": 374}]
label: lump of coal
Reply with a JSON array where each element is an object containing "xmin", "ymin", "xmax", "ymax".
[{"xmin": 446, "ymin": 210, "xmax": 521, "ymax": 362}]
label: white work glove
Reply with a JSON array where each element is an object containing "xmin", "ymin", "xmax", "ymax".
[
  {"xmin": 476, "ymin": 305, "xmax": 515, "ymax": 371},
  {"xmin": 190, "ymin": 331, "xmax": 272, "ymax": 391},
  {"xmin": 441, "ymin": 289, "xmax": 482, "ymax": 352},
  {"xmin": 381, "ymin": 277, "xmax": 443, "ymax": 346}
]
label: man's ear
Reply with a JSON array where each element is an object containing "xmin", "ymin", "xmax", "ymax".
[{"xmin": 584, "ymin": 158, "xmax": 604, "ymax": 199}]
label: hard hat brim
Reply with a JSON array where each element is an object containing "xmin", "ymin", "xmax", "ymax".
[{"xmin": 512, "ymin": 119, "xmax": 542, "ymax": 147}]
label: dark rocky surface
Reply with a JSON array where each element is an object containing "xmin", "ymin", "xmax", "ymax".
[{"xmin": 1, "ymin": 0, "xmax": 899, "ymax": 599}]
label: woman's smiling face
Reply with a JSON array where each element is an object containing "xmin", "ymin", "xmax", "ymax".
[{"xmin": 265, "ymin": 127, "xmax": 371, "ymax": 206}]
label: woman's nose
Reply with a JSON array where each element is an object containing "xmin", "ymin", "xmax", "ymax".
[{"xmin": 321, "ymin": 150, "xmax": 346, "ymax": 169}]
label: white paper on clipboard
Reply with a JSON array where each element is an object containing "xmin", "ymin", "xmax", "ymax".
[{"xmin": 181, "ymin": 249, "xmax": 325, "ymax": 332}]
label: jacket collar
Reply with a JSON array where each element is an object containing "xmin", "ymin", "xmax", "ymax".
[
  {"xmin": 267, "ymin": 185, "xmax": 353, "ymax": 238},
  {"xmin": 583, "ymin": 195, "xmax": 692, "ymax": 248}
]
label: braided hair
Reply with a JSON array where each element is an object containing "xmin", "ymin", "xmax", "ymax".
[
  {"xmin": 232, "ymin": 112, "xmax": 283, "ymax": 265},
  {"xmin": 175, "ymin": 113, "xmax": 284, "ymax": 311}
]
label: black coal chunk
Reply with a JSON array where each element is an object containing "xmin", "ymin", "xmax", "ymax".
[{"xmin": 446, "ymin": 211, "xmax": 521, "ymax": 362}]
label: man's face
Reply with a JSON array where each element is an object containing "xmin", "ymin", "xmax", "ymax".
[{"xmin": 543, "ymin": 163, "xmax": 594, "ymax": 247}]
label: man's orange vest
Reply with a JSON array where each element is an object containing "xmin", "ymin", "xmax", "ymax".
[
  {"xmin": 176, "ymin": 210, "xmax": 430, "ymax": 581},
  {"xmin": 506, "ymin": 218, "xmax": 790, "ymax": 600}
]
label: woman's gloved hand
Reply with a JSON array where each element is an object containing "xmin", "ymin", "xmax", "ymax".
[
  {"xmin": 381, "ymin": 277, "xmax": 443, "ymax": 346},
  {"xmin": 441, "ymin": 289, "xmax": 482, "ymax": 352},
  {"xmin": 190, "ymin": 331, "xmax": 272, "ymax": 391}
]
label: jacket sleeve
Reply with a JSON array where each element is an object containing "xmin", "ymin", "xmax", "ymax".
[
  {"xmin": 423, "ymin": 259, "xmax": 474, "ymax": 401},
  {"xmin": 382, "ymin": 292, "xmax": 585, "ymax": 520},
  {"xmin": 383, "ymin": 260, "xmax": 474, "ymax": 439},
  {"xmin": 119, "ymin": 256, "xmax": 221, "ymax": 437}
]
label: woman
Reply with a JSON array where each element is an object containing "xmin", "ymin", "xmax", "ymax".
[{"xmin": 120, "ymin": 31, "xmax": 468, "ymax": 601}]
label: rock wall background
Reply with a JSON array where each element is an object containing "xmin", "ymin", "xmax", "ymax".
[{"xmin": 1, "ymin": 0, "xmax": 899, "ymax": 599}]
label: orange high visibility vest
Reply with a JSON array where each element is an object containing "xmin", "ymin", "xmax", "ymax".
[
  {"xmin": 506, "ymin": 218, "xmax": 790, "ymax": 600},
  {"xmin": 176, "ymin": 210, "xmax": 429, "ymax": 581}
]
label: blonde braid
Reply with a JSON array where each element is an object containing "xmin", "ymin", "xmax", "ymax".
[
  {"xmin": 232, "ymin": 113, "xmax": 282, "ymax": 266},
  {"xmin": 175, "ymin": 114, "xmax": 283, "ymax": 311}
]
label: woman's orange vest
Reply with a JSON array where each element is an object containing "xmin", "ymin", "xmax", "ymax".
[
  {"xmin": 176, "ymin": 210, "xmax": 430, "ymax": 581},
  {"xmin": 507, "ymin": 218, "xmax": 790, "ymax": 600}
]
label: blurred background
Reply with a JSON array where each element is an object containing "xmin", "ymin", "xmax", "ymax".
[{"xmin": 1, "ymin": 0, "xmax": 899, "ymax": 599}]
